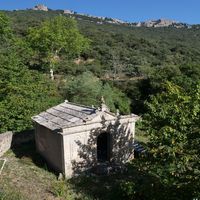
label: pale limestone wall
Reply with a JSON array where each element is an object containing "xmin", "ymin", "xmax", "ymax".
[
  {"xmin": 34, "ymin": 114, "xmax": 137, "ymax": 177},
  {"xmin": 63, "ymin": 130, "xmax": 91, "ymax": 177},
  {"xmin": 62, "ymin": 119, "xmax": 136, "ymax": 177},
  {"xmin": 111, "ymin": 121, "xmax": 135, "ymax": 163},
  {"xmin": 0, "ymin": 132, "xmax": 13, "ymax": 157},
  {"xmin": 35, "ymin": 124, "xmax": 64, "ymax": 172}
]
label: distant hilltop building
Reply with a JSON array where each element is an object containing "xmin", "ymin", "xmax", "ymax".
[{"xmin": 32, "ymin": 4, "xmax": 48, "ymax": 11}]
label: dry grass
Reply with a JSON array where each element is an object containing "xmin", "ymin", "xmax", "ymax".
[
  {"xmin": 0, "ymin": 141, "xmax": 95, "ymax": 200},
  {"xmin": 0, "ymin": 142, "xmax": 71, "ymax": 200},
  {"xmin": 0, "ymin": 140, "xmax": 147, "ymax": 200}
]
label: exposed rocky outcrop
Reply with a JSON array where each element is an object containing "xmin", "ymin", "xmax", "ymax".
[
  {"xmin": 32, "ymin": 4, "xmax": 48, "ymax": 11},
  {"xmin": 29, "ymin": 5, "xmax": 190, "ymax": 28},
  {"xmin": 64, "ymin": 9, "xmax": 74, "ymax": 14},
  {"xmin": 106, "ymin": 18, "xmax": 126, "ymax": 25},
  {"xmin": 146, "ymin": 19, "xmax": 176, "ymax": 27},
  {"xmin": 135, "ymin": 19, "xmax": 188, "ymax": 28}
]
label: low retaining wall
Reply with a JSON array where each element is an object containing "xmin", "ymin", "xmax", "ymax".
[
  {"xmin": 0, "ymin": 132, "xmax": 13, "ymax": 157},
  {"xmin": 0, "ymin": 130, "xmax": 35, "ymax": 157},
  {"xmin": 11, "ymin": 130, "xmax": 34, "ymax": 146}
]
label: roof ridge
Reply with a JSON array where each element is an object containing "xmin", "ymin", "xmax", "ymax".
[
  {"xmin": 64, "ymin": 101, "xmax": 97, "ymax": 110},
  {"xmin": 58, "ymin": 105, "xmax": 96, "ymax": 121},
  {"xmin": 59, "ymin": 103, "xmax": 93, "ymax": 115},
  {"xmin": 53, "ymin": 105, "xmax": 88, "ymax": 116},
  {"xmin": 59, "ymin": 104, "xmax": 93, "ymax": 117},
  {"xmin": 45, "ymin": 109, "xmax": 71, "ymax": 122}
]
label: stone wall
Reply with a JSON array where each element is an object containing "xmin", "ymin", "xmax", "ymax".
[
  {"xmin": 63, "ymin": 119, "xmax": 136, "ymax": 177},
  {"xmin": 0, "ymin": 130, "xmax": 35, "ymax": 157},
  {"xmin": 35, "ymin": 124, "xmax": 64, "ymax": 173},
  {"xmin": 11, "ymin": 130, "xmax": 34, "ymax": 146},
  {"xmin": 0, "ymin": 132, "xmax": 13, "ymax": 157}
]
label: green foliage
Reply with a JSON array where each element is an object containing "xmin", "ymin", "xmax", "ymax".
[
  {"xmin": 64, "ymin": 72, "xmax": 131, "ymax": 114},
  {"xmin": 52, "ymin": 180, "xmax": 79, "ymax": 200},
  {"xmin": 27, "ymin": 15, "xmax": 90, "ymax": 71},
  {"xmin": 0, "ymin": 52, "xmax": 61, "ymax": 133},
  {"xmin": 0, "ymin": 190, "xmax": 25, "ymax": 200},
  {"xmin": 2, "ymin": 11, "xmax": 200, "ymax": 116},
  {"xmin": 101, "ymin": 83, "xmax": 131, "ymax": 114},
  {"xmin": 64, "ymin": 71, "xmax": 102, "ymax": 106},
  {"xmin": 3, "ymin": 10, "xmax": 200, "ymax": 80},
  {"xmin": 120, "ymin": 181, "xmax": 136, "ymax": 199},
  {"xmin": 141, "ymin": 81, "xmax": 200, "ymax": 195},
  {"xmin": 142, "ymin": 63, "xmax": 200, "ymax": 94},
  {"xmin": 52, "ymin": 180, "xmax": 67, "ymax": 197},
  {"xmin": 0, "ymin": 12, "xmax": 12, "ymax": 42},
  {"xmin": 0, "ymin": 10, "xmax": 199, "ymax": 200}
]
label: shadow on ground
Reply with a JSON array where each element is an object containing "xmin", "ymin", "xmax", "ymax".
[
  {"xmin": 71, "ymin": 115, "xmax": 135, "ymax": 176},
  {"xmin": 69, "ymin": 161, "xmax": 195, "ymax": 200},
  {"xmin": 8, "ymin": 131, "xmax": 196, "ymax": 200},
  {"xmin": 11, "ymin": 140, "xmax": 46, "ymax": 168},
  {"xmin": 10, "ymin": 130, "xmax": 57, "ymax": 175},
  {"xmin": 68, "ymin": 161, "xmax": 159, "ymax": 200}
]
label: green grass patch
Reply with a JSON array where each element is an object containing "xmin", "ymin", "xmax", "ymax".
[{"xmin": 0, "ymin": 185, "xmax": 25, "ymax": 200}]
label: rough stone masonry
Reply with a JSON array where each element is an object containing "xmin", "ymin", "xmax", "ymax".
[{"xmin": 0, "ymin": 132, "xmax": 13, "ymax": 157}]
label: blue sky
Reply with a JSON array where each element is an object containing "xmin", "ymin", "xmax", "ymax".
[{"xmin": 0, "ymin": 0, "xmax": 199, "ymax": 24}]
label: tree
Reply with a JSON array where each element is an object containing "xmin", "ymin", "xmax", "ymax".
[
  {"xmin": 101, "ymin": 83, "xmax": 131, "ymax": 114},
  {"xmin": 0, "ymin": 51, "xmax": 61, "ymax": 133},
  {"xmin": 0, "ymin": 12, "xmax": 12, "ymax": 42},
  {"xmin": 27, "ymin": 16, "xmax": 90, "ymax": 71},
  {"xmin": 119, "ymin": 82, "xmax": 200, "ymax": 200},
  {"xmin": 142, "ymin": 81, "xmax": 200, "ymax": 197},
  {"xmin": 64, "ymin": 72, "xmax": 131, "ymax": 114},
  {"xmin": 64, "ymin": 71, "xmax": 102, "ymax": 106}
]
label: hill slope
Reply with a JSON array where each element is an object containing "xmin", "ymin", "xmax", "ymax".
[{"xmin": 3, "ymin": 10, "xmax": 200, "ymax": 78}]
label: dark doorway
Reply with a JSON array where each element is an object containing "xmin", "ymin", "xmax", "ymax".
[{"xmin": 97, "ymin": 132, "xmax": 111, "ymax": 162}]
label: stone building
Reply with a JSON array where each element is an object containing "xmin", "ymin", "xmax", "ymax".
[{"xmin": 32, "ymin": 99, "xmax": 139, "ymax": 177}]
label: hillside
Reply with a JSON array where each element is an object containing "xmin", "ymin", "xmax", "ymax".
[
  {"xmin": 1, "ymin": 9, "xmax": 200, "ymax": 116},
  {"xmin": 3, "ymin": 9, "xmax": 200, "ymax": 78},
  {"xmin": 0, "ymin": 8, "xmax": 200, "ymax": 200}
]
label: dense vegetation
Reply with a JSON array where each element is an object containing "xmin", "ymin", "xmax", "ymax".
[{"xmin": 0, "ymin": 10, "xmax": 199, "ymax": 199}]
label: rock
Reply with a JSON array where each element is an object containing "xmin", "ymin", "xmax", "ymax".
[
  {"xmin": 64, "ymin": 10, "xmax": 74, "ymax": 15},
  {"xmin": 142, "ymin": 19, "xmax": 176, "ymax": 27},
  {"xmin": 32, "ymin": 4, "xmax": 48, "ymax": 11},
  {"xmin": 135, "ymin": 19, "xmax": 189, "ymax": 28},
  {"xmin": 58, "ymin": 173, "xmax": 64, "ymax": 181}
]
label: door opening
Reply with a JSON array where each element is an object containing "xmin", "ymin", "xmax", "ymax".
[{"xmin": 97, "ymin": 132, "xmax": 111, "ymax": 162}]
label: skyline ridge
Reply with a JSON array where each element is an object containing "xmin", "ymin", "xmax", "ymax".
[
  {"xmin": 1, "ymin": 4, "xmax": 192, "ymax": 26},
  {"xmin": 0, "ymin": 0, "xmax": 199, "ymax": 24}
]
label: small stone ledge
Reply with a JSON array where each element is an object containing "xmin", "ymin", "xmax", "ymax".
[{"xmin": 0, "ymin": 132, "xmax": 13, "ymax": 157}]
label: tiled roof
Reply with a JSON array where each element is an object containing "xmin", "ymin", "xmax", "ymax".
[{"xmin": 32, "ymin": 101, "xmax": 98, "ymax": 131}]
